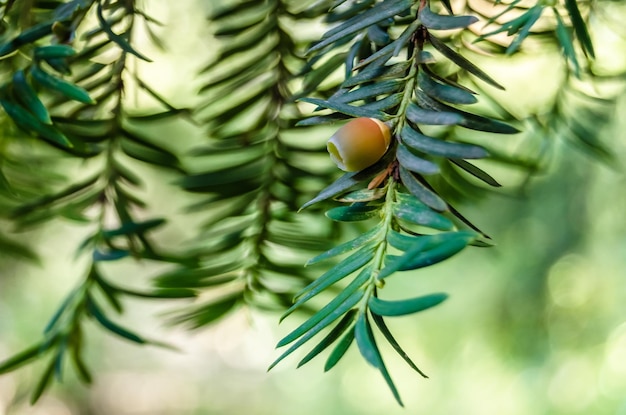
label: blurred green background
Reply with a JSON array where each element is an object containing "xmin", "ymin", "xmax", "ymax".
[{"xmin": 1, "ymin": 1, "xmax": 625, "ymax": 414}]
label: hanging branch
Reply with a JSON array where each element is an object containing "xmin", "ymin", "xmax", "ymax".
[
  {"xmin": 0, "ymin": 0, "xmax": 196, "ymax": 402},
  {"xmin": 269, "ymin": 0, "xmax": 568, "ymax": 405},
  {"xmin": 157, "ymin": 0, "xmax": 342, "ymax": 327}
]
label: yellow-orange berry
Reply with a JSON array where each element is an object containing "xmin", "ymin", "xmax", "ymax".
[{"xmin": 326, "ymin": 117, "xmax": 391, "ymax": 172}]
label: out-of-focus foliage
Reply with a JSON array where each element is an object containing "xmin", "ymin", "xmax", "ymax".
[
  {"xmin": 0, "ymin": 0, "xmax": 624, "ymax": 410},
  {"xmin": 160, "ymin": 0, "xmax": 340, "ymax": 328},
  {"xmin": 0, "ymin": 0, "xmax": 199, "ymax": 403}
]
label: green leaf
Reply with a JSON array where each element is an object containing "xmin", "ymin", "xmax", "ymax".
[
  {"xmin": 307, "ymin": 0, "xmax": 412, "ymax": 54},
  {"xmin": 392, "ymin": 200, "xmax": 454, "ymax": 231},
  {"xmin": 342, "ymin": 61, "xmax": 411, "ymax": 88},
  {"xmin": 396, "ymin": 142, "xmax": 440, "ymax": 175},
  {"xmin": 210, "ymin": 0, "xmax": 258, "ymax": 19},
  {"xmin": 294, "ymin": 248, "xmax": 374, "ymax": 306},
  {"xmin": 393, "ymin": 20, "xmax": 420, "ymax": 56},
  {"xmin": 210, "ymin": 18, "xmax": 275, "ymax": 59},
  {"xmin": 34, "ymin": 44, "xmax": 76, "ymax": 59},
  {"xmin": 211, "ymin": 3, "xmax": 271, "ymax": 36},
  {"xmin": 481, "ymin": 0, "xmax": 522, "ymax": 27},
  {"xmin": 86, "ymin": 297, "xmax": 146, "ymax": 344},
  {"xmin": 421, "ymin": 64, "xmax": 477, "ymax": 94},
  {"xmin": 554, "ymin": 10, "xmax": 580, "ymax": 77},
  {"xmin": 382, "ymin": 231, "xmax": 475, "ymax": 276},
  {"xmin": 415, "ymin": 91, "xmax": 519, "ymax": 134},
  {"xmin": 46, "ymin": 57, "xmax": 73, "ymax": 75},
  {"xmin": 31, "ymin": 357, "xmax": 56, "ymax": 404},
  {"xmin": 0, "ymin": 234, "xmax": 39, "ymax": 261},
  {"xmin": 90, "ymin": 277, "xmax": 118, "ymax": 315},
  {"xmin": 96, "ymin": 1, "xmax": 153, "ymax": 62},
  {"xmin": 563, "ymin": 117, "xmax": 615, "ymax": 164},
  {"xmin": 474, "ymin": 7, "xmax": 534, "ymax": 42},
  {"xmin": 429, "ymin": 35, "xmax": 504, "ymax": 90},
  {"xmin": 306, "ymin": 226, "xmax": 381, "ymax": 265},
  {"xmin": 326, "ymin": 204, "xmax": 380, "ymax": 222},
  {"xmin": 450, "ymin": 159, "xmax": 501, "ymax": 187},
  {"xmin": 336, "ymin": 187, "xmax": 387, "ymax": 203},
  {"xmin": 354, "ymin": 22, "xmax": 418, "ymax": 70},
  {"xmin": 325, "ymin": 325, "xmax": 356, "ymax": 371},
  {"xmin": 398, "ymin": 166, "xmax": 447, "ymax": 212},
  {"xmin": 102, "ymin": 218, "xmax": 166, "ymax": 238},
  {"xmin": 401, "ymin": 125, "xmax": 488, "ymax": 159},
  {"xmin": 387, "ymin": 229, "xmax": 427, "ymax": 251},
  {"xmin": 0, "ymin": 22, "xmax": 53, "ymax": 57},
  {"xmin": 419, "ymin": 6, "xmax": 478, "ymax": 30},
  {"xmin": 296, "ymin": 113, "xmax": 349, "ymax": 126},
  {"xmin": 93, "ymin": 249, "xmax": 129, "ymax": 262},
  {"xmin": 300, "ymin": 169, "xmax": 378, "ymax": 211},
  {"xmin": 70, "ymin": 345, "xmax": 92, "ymax": 384},
  {"xmin": 299, "ymin": 52, "xmax": 348, "ymax": 97},
  {"xmin": 155, "ymin": 265, "xmax": 237, "ymax": 288},
  {"xmin": 406, "ymin": 101, "xmax": 463, "ymax": 125},
  {"xmin": 378, "ymin": 231, "xmax": 476, "ymax": 280},
  {"xmin": 447, "ymin": 204, "xmax": 491, "ymax": 240},
  {"xmin": 180, "ymin": 167, "xmax": 263, "ymax": 194},
  {"xmin": 0, "ymin": 97, "xmax": 73, "ymax": 148},
  {"xmin": 417, "ymin": 50, "xmax": 436, "ymax": 64},
  {"xmin": 54, "ymin": 0, "xmax": 95, "ymax": 20},
  {"xmin": 0, "ymin": 342, "xmax": 48, "ymax": 374},
  {"xmin": 278, "ymin": 279, "xmax": 366, "ymax": 348},
  {"xmin": 366, "ymin": 93, "xmax": 403, "ymax": 112},
  {"xmin": 327, "ymin": 0, "xmax": 376, "ymax": 22},
  {"xmin": 355, "ymin": 313, "xmax": 403, "ymax": 406},
  {"xmin": 564, "ymin": 0, "xmax": 594, "ymax": 58},
  {"xmin": 281, "ymin": 264, "xmax": 370, "ymax": 327},
  {"xmin": 367, "ymin": 24, "xmax": 390, "ymax": 46},
  {"xmin": 173, "ymin": 295, "xmax": 240, "ymax": 328},
  {"xmin": 505, "ymin": 6, "xmax": 543, "ymax": 55},
  {"xmin": 53, "ymin": 340, "xmax": 66, "ymax": 381},
  {"xmin": 269, "ymin": 290, "xmax": 364, "ymax": 370},
  {"xmin": 69, "ymin": 329, "xmax": 92, "ymax": 384},
  {"xmin": 120, "ymin": 137, "xmax": 181, "ymax": 171},
  {"xmin": 112, "ymin": 160, "xmax": 143, "ymax": 186},
  {"xmin": 12, "ymin": 69, "xmax": 52, "ymax": 124},
  {"xmin": 333, "ymin": 80, "xmax": 403, "ymax": 104},
  {"xmin": 370, "ymin": 313, "xmax": 428, "ymax": 377},
  {"xmin": 44, "ymin": 286, "xmax": 82, "ymax": 333},
  {"xmin": 300, "ymin": 97, "xmax": 387, "ymax": 119},
  {"xmin": 369, "ymin": 293, "xmax": 448, "ymax": 316},
  {"xmin": 344, "ymin": 38, "xmax": 364, "ymax": 76},
  {"xmin": 52, "ymin": 116, "xmax": 114, "ymax": 140},
  {"xmin": 121, "ymin": 288, "xmax": 197, "ymax": 299},
  {"xmin": 11, "ymin": 174, "xmax": 100, "ymax": 218},
  {"xmin": 297, "ymin": 310, "xmax": 356, "ymax": 368},
  {"xmin": 350, "ymin": 42, "xmax": 396, "ymax": 72},
  {"xmin": 30, "ymin": 65, "xmax": 95, "ymax": 104},
  {"xmin": 418, "ymin": 70, "xmax": 478, "ymax": 105}
]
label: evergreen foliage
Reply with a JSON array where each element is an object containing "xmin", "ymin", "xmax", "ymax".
[{"xmin": 0, "ymin": 0, "xmax": 621, "ymax": 406}]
